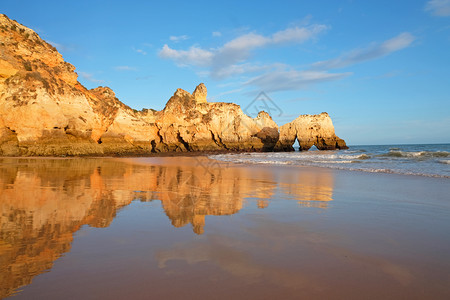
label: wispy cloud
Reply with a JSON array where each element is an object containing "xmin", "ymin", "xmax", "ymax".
[
  {"xmin": 133, "ymin": 47, "xmax": 147, "ymax": 55},
  {"xmin": 212, "ymin": 63, "xmax": 271, "ymax": 79},
  {"xmin": 212, "ymin": 31, "xmax": 222, "ymax": 37},
  {"xmin": 359, "ymin": 70, "xmax": 402, "ymax": 81},
  {"xmin": 245, "ymin": 67, "xmax": 351, "ymax": 92},
  {"xmin": 159, "ymin": 24, "xmax": 328, "ymax": 79},
  {"xmin": 78, "ymin": 71, "xmax": 104, "ymax": 83},
  {"xmin": 136, "ymin": 75, "xmax": 152, "ymax": 81},
  {"xmin": 48, "ymin": 40, "xmax": 73, "ymax": 52},
  {"xmin": 159, "ymin": 25, "xmax": 415, "ymax": 93},
  {"xmin": 244, "ymin": 33, "xmax": 414, "ymax": 93},
  {"xmin": 285, "ymin": 97, "xmax": 315, "ymax": 103},
  {"xmin": 311, "ymin": 33, "xmax": 415, "ymax": 70},
  {"xmin": 169, "ymin": 35, "xmax": 189, "ymax": 42},
  {"xmin": 425, "ymin": 0, "xmax": 450, "ymax": 16},
  {"xmin": 208, "ymin": 88, "xmax": 244, "ymax": 101},
  {"xmin": 159, "ymin": 44, "xmax": 213, "ymax": 67},
  {"xmin": 114, "ymin": 66, "xmax": 138, "ymax": 71}
]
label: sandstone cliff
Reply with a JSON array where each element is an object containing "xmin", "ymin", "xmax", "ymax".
[
  {"xmin": 0, "ymin": 14, "xmax": 346, "ymax": 156},
  {"xmin": 275, "ymin": 113, "xmax": 348, "ymax": 151}
]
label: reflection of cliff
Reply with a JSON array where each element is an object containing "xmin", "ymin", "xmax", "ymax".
[
  {"xmin": 0, "ymin": 157, "xmax": 335, "ymax": 298},
  {"xmin": 0, "ymin": 158, "xmax": 138, "ymax": 298},
  {"xmin": 154, "ymin": 159, "xmax": 261, "ymax": 235},
  {"xmin": 279, "ymin": 170, "xmax": 335, "ymax": 208}
]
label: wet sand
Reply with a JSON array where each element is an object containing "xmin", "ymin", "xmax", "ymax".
[{"xmin": 0, "ymin": 156, "xmax": 449, "ymax": 299}]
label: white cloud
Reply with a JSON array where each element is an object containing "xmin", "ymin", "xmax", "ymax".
[
  {"xmin": 208, "ymin": 88, "xmax": 244, "ymax": 101},
  {"xmin": 425, "ymin": 0, "xmax": 450, "ymax": 16},
  {"xmin": 223, "ymin": 32, "xmax": 269, "ymax": 50},
  {"xmin": 246, "ymin": 33, "xmax": 414, "ymax": 92},
  {"xmin": 114, "ymin": 66, "xmax": 138, "ymax": 71},
  {"xmin": 159, "ymin": 44, "xmax": 214, "ymax": 67},
  {"xmin": 169, "ymin": 35, "xmax": 189, "ymax": 42},
  {"xmin": 47, "ymin": 40, "xmax": 73, "ymax": 52},
  {"xmin": 159, "ymin": 25, "xmax": 414, "ymax": 93},
  {"xmin": 211, "ymin": 63, "xmax": 269, "ymax": 79},
  {"xmin": 78, "ymin": 72, "xmax": 104, "ymax": 83},
  {"xmin": 135, "ymin": 75, "xmax": 152, "ymax": 81},
  {"xmin": 311, "ymin": 32, "xmax": 415, "ymax": 70},
  {"xmin": 212, "ymin": 31, "xmax": 222, "ymax": 37},
  {"xmin": 133, "ymin": 47, "xmax": 147, "ymax": 55},
  {"xmin": 245, "ymin": 67, "xmax": 351, "ymax": 92},
  {"xmin": 271, "ymin": 25, "xmax": 327, "ymax": 44},
  {"xmin": 159, "ymin": 24, "xmax": 328, "ymax": 79}
]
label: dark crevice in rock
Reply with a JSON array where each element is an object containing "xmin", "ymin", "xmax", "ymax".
[
  {"xmin": 217, "ymin": 135, "xmax": 228, "ymax": 150},
  {"xmin": 177, "ymin": 132, "xmax": 191, "ymax": 151},
  {"xmin": 5, "ymin": 126, "xmax": 16, "ymax": 134},
  {"xmin": 155, "ymin": 128, "xmax": 168, "ymax": 151},
  {"xmin": 210, "ymin": 130, "xmax": 228, "ymax": 150}
]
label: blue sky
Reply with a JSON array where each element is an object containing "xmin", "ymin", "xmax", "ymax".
[{"xmin": 2, "ymin": 0, "xmax": 450, "ymax": 145}]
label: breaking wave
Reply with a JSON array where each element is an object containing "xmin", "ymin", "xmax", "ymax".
[
  {"xmin": 378, "ymin": 150, "xmax": 450, "ymax": 158},
  {"xmin": 209, "ymin": 144, "xmax": 450, "ymax": 178}
]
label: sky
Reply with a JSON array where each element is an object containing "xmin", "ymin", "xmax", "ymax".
[{"xmin": 2, "ymin": 0, "xmax": 450, "ymax": 145}]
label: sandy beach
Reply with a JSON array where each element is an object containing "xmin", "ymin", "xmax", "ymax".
[{"xmin": 0, "ymin": 156, "xmax": 449, "ymax": 299}]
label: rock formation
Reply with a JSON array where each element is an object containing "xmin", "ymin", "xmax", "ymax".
[
  {"xmin": 0, "ymin": 14, "xmax": 346, "ymax": 156},
  {"xmin": 275, "ymin": 113, "xmax": 348, "ymax": 151}
]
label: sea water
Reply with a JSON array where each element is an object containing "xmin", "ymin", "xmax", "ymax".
[{"xmin": 210, "ymin": 144, "xmax": 450, "ymax": 178}]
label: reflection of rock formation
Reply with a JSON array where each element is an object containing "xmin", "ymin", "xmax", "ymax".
[
  {"xmin": 279, "ymin": 169, "xmax": 334, "ymax": 208},
  {"xmin": 160, "ymin": 173, "xmax": 242, "ymax": 235},
  {"xmin": 0, "ymin": 157, "xmax": 335, "ymax": 298},
  {"xmin": 137, "ymin": 158, "xmax": 277, "ymax": 234},
  {"xmin": 0, "ymin": 159, "xmax": 138, "ymax": 298}
]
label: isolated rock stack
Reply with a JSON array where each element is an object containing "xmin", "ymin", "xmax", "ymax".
[{"xmin": 0, "ymin": 14, "xmax": 347, "ymax": 156}]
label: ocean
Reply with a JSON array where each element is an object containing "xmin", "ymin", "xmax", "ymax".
[{"xmin": 209, "ymin": 144, "xmax": 450, "ymax": 178}]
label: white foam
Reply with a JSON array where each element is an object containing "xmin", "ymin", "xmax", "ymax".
[
  {"xmin": 208, "ymin": 147, "xmax": 450, "ymax": 178},
  {"xmin": 311, "ymin": 160, "xmax": 355, "ymax": 164}
]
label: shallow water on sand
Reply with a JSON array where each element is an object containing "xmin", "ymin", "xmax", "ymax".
[{"xmin": 1, "ymin": 157, "xmax": 449, "ymax": 299}]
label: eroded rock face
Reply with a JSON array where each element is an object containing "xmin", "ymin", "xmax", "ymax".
[
  {"xmin": 192, "ymin": 82, "xmax": 207, "ymax": 103},
  {"xmin": 275, "ymin": 113, "xmax": 348, "ymax": 151},
  {"xmin": 0, "ymin": 14, "xmax": 347, "ymax": 156}
]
